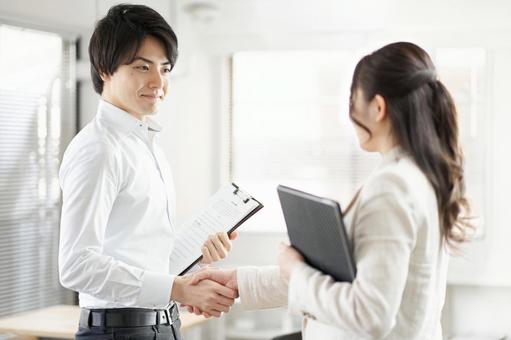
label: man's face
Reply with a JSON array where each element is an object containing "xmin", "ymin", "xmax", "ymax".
[{"xmin": 101, "ymin": 35, "xmax": 171, "ymax": 120}]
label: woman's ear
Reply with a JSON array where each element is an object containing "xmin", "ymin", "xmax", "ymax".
[
  {"xmin": 373, "ymin": 94, "xmax": 387, "ymax": 122},
  {"xmin": 100, "ymin": 72, "xmax": 109, "ymax": 82}
]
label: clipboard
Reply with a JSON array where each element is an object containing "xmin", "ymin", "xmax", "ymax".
[
  {"xmin": 277, "ymin": 185, "xmax": 356, "ymax": 282},
  {"xmin": 170, "ymin": 183, "xmax": 263, "ymax": 275}
]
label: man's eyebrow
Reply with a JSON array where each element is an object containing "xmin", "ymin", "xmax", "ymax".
[{"xmin": 133, "ymin": 57, "xmax": 171, "ymax": 65}]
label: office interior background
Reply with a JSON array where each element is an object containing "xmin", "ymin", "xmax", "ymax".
[{"xmin": 0, "ymin": 0, "xmax": 510, "ymax": 339}]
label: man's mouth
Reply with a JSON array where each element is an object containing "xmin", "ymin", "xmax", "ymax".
[{"xmin": 140, "ymin": 94, "xmax": 163, "ymax": 102}]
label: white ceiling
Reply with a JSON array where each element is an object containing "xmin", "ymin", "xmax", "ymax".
[
  {"xmin": 2, "ymin": 0, "xmax": 511, "ymax": 38},
  {"xmin": 0, "ymin": 0, "xmax": 172, "ymax": 36}
]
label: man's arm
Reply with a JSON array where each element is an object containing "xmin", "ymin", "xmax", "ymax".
[
  {"xmin": 59, "ymin": 141, "xmax": 237, "ymax": 314},
  {"xmin": 59, "ymin": 141, "xmax": 173, "ymax": 307}
]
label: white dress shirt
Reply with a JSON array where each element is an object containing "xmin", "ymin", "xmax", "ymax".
[
  {"xmin": 59, "ymin": 99, "xmax": 177, "ymax": 309},
  {"xmin": 237, "ymin": 147, "xmax": 449, "ymax": 339}
]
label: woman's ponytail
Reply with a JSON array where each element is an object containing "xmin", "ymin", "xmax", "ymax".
[{"xmin": 430, "ymin": 80, "xmax": 472, "ymax": 245}]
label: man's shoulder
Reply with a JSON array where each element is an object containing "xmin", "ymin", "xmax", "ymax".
[
  {"xmin": 67, "ymin": 122, "xmax": 110, "ymax": 152},
  {"xmin": 71, "ymin": 116, "xmax": 128, "ymax": 151},
  {"xmin": 61, "ymin": 120, "xmax": 122, "ymax": 171}
]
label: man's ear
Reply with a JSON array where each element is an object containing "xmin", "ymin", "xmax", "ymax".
[{"xmin": 373, "ymin": 94, "xmax": 387, "ymax": 122}]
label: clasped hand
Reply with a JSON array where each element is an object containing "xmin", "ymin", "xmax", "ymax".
[
  {"xmin": 170, "ymin": 231, "xmax": 239, "ymax": 318},
  {"xmin": 180, "ymin": 268, "xmax": 238, "ymax": 318},
  {"xmin": 179, "ymin": 243, "xmax": 305, "ymax": 318},
  {"xmin": 176, "ymin": 231, "xmax": 305, "ymax": 318}
]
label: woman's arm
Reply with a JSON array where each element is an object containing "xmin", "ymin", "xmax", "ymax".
[
  {"xmin": 284, "ymin": 172, "xmax": 418, "ymax": 338},
  {"xmin": 237, "ymin": 265, "xmax": 288, "ymax": 310}
]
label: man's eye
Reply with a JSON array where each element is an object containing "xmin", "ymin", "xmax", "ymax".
[
  {"xmin": 163, "ymin": 68, "xmax": 171, "ymax": 74},
  {"xmin": 136, "ymin": 65, "xmax": 149, "ymax": 71}
]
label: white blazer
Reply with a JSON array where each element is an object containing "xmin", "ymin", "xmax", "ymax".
[{"xmin": 237, "ymin": 147, "xmax": 449, "ymax": 339}]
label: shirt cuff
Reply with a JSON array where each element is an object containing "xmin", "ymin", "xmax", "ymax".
[
  {"xmin": 138, "ymin": 270, "xmax": 175, "ymax": 308},
  {"xmin": 287, "ymin": 262, "xmax": 315, "ymax": 316}
]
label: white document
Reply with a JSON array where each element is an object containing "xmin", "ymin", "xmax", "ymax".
[{"xmin": 169, "ymin": 183, "xmax": 262, "ymax": 275}]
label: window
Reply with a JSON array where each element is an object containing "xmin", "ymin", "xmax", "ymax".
[
  {"xmin": 0, "ymin": 24, "xmax": 76, "ymax": 317},
  {"xmin": 230, "ymin": 51, "xmax": 379, "ymax": 232},
  {"xmin": 230, "ymin": 49, "xmax": 488, "ymax": 234}
]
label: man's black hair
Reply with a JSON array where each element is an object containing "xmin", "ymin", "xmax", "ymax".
[{"xmin": 88, "ymin": 3, "xmax": 178, "ymax": 94}]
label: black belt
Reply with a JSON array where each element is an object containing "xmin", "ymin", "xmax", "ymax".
[{"xmin": 79, "ymin": 304, "xmax": 179, "ymax": 328}]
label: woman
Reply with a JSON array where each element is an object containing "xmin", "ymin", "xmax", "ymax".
[{"xmin": 189, "ymin": 42, "xmax": 472, "ymax": 339}]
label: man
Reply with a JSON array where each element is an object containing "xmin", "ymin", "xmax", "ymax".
[{"xmin": 59, "ymin": 4, "xmax": 237, "ymax": 339}]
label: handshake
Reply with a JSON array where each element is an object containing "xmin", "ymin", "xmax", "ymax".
[
  {"xmin": 169, "ymin": 231, "xmax": 305, "ymax": 318},
  {"xmin": 171, "ymin": 267, "xmax": 238, "ymax": 318}
]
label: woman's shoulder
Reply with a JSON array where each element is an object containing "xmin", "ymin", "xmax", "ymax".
[
  {"xmin": 359, "ymin": 152, "xmax": 436, "ymax": 214},
  {"xmin": 347, "ymin": 153, "xmax": 437, "ymax": 239}
]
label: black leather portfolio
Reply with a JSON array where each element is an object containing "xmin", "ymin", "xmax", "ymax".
[{"xmin": 277, "ymin": 185, "xmax": 356, "ymax": 282}]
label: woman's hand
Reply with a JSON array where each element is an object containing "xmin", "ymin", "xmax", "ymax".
[
  {"xmin": 170, "ymin": 275, "xmax": 237, "ymax": 318},
  {"xmin": 200, "ymin": 231, "xmax": 238, "ymax": 264},
  {"xmin": 278, "ymin": 243, "xmax": 305, "ymax": 283}
]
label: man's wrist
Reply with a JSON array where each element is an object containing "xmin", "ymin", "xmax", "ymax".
[{"xmin": 170, "ymin": 276, "xmax": 185, "ymax": 302}]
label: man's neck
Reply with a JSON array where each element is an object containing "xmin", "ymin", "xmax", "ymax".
[{"xmin": 101, "ymin": 96, "xmax": 146, "ymax": 122}]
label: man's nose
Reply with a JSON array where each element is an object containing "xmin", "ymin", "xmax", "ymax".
[{"xmin": 148, "ymin": 69, "xmax": 164, "ymax": 89}]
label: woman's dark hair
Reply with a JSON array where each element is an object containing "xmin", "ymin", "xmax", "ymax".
[
  {"xmin": 88, "ymin": 3, "xmax": 178, "ymax": 94},
  {"xmin": 350, "ymin": 42, "xmax": 472, "ymax": 247}
]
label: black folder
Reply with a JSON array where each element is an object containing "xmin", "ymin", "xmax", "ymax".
[{"xmin": 277, "ymin": 185, "xmax": 356, "ymax": 282}]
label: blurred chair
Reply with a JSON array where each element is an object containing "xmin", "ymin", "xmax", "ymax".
[{"xmin": 271, "ymin": 331, "xmax": 302, "ymax": 340}]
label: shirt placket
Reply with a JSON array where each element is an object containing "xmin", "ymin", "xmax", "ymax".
[{"xmin": 138, "ymin": 128, "xmax": 174, "ymax": 230}]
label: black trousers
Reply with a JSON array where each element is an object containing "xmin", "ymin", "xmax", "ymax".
[{"xmin": 75, "ymin": 318, "xmax": 183, "ymax": 340}]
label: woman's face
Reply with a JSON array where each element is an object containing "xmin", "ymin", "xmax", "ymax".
[{"xmin": 349, "ymin": 88, "xmax": 394, "ymax": 153}]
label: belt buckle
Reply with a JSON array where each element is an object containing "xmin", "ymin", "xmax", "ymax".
[
  {"xmin": 170, "ymin": 303, "xmax": 179, "ymax": 321},
  {"xmin": 163, "ymin": 307, "xmax": 171, "ymax": 325}
]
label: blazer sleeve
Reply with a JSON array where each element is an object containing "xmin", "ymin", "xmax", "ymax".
[
  {"xmin": 237, "ymin": 266, "xmax": 289, "ymax": 310},
  {"xmin": 287, "ymin": 171, "xmax": 418, "ymax": 339}
]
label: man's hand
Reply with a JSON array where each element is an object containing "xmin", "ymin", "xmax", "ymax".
[
  {"xmin": 182, "ymin": 268, "xmax": 238, "ymax": 318},
  {"xmin": 170, "ymin": 274, "xmax": 237, "ymax": 318},
  {"xmin": 190, "ymin": 267, "xmax": 238, "ymax": 290},
  {"xmin": 200, "ymin": 231, "xmax": 239, "ymax": 264}
]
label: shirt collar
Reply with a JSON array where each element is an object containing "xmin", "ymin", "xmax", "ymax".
[{"xmin": 96, "ymin": 99, "xmax": 162, "ymax": 140}]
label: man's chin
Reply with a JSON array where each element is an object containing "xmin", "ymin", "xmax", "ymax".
[{"xmin": 140, "ymin": 105, "xmax": 159, "ymax": 116}]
